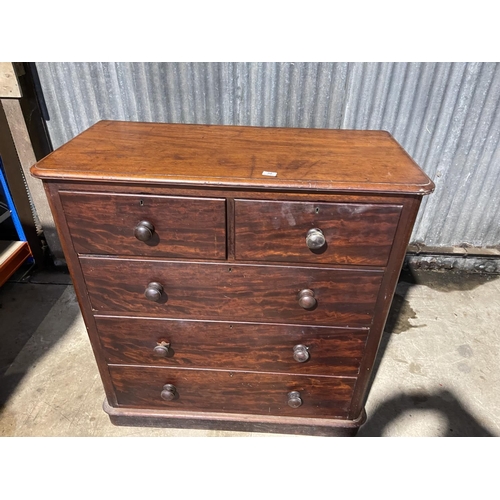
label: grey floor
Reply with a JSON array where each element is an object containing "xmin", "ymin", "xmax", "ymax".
[{"xmin": 0, "ymin": 265, "xmax": 498, "ymax": 437}]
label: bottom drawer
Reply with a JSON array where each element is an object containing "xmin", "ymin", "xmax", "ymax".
[{"xmin": 109, "ymin": 365, "xmax": 356, "ymax": 419}]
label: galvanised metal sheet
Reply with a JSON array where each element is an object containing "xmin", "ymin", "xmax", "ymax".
[{"xmin": 35, "ymin": 62, "xmax": 500, "ymax": 248}]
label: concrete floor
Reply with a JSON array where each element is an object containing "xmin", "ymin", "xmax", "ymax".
[{"xmin": 0, "ymin": 265, "xmax": 498, "ymax": 437}]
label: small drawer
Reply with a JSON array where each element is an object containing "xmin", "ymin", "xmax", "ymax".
[
  {"xmin": 235, "ymin": 199, "xmax": 402, "ymax": 266},
  {"xmin": 97, "ymin": 317, "xmax": 369, "ymax": 376},
  {"xmin": 109, "ymin": 365, "xmax": 356, "ymax": 419},
  {"xmin": 60, "ymin": 191, "xmax": 226, "ymax": 259},
  {"xmin": 81, "ymin": 257, "xmax": 383, "ymax": 327}
]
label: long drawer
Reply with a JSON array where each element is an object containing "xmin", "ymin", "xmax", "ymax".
[
  {"xmin": 60, "ymin": 191, "xmax": 227, "ymax": 259},
  {"xmin": 109, "ymin": 365, "xmax": 356, "ymax": 418},
  {"xmin": 96, "ymin": 317, "xmax": 369, "ymax": 376},
  {"xmin": 81, "ymin": 257, "xmax": 383, "ymax": 326},
  {"xmin": 235, "ymin": 199, "xmax": 402, "ymax": 266}
]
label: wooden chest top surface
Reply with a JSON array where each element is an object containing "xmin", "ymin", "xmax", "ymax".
[{"xmin": 31, "ymin": 121, "xmax": 434, "ymax": 195}]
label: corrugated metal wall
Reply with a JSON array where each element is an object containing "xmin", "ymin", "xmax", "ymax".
[{"xmin": 35, "ymin": 62, "xmax": 500, "ymax": 249}]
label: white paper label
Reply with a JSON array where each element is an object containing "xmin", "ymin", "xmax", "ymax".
[{"xmin": 262, "ymin": 171, "xmax": 277, "ymax": 177}]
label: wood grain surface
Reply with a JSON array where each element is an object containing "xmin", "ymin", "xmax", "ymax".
[
  {"xmin": 60, "ymin": 190, "xmax": 226, "ymax": 259},
  {"xmin": 31, "ymin": 121, "xmax": 435, "ymax": 194},
  {"xmin": 235, "ymin": 199, "xmax": 401, "ymax": 265},
  {"xmin": 96, "ymin": 316, "xmax": 369, "ymax": 376},
  {"xmin": 81, "ymin": 257, "xmax": 383, "ymax": 326},
  {"xmin": 349, "ymin": 195, "xmax": 423, "ymax": 418},
  {"xmin": 30, "ymin": 121, "xmax": 433, "ymax": 435},
  {"xmin": 109, "ymin": 365, "xmax": 356, "ymax": 418}
]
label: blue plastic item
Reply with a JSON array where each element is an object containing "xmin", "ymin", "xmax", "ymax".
[{"xmin": 0, "ymin": 157, "xmax": 28, "ymax": 242}]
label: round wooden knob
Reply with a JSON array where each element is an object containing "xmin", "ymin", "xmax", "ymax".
[
  {"xmin": 298, "ymin": 289, "xmax": 316, "ymax": 309},
  {"xmin": 293, "ymin": 344, "xmax": 310, "ymax": 363},
  {"xmin": 161, "ymin": 384, "xmax": 177, "ymax": 401},
  {"xmin": 144, "ymin": 282, "xmax": 163, "ymax": 302},
  {"xmin": 153, "ymin": 341, "xmax": 170, "ymax": 357},
  {"xmin": 134, "ymin": 220, "xmax": 155, "ymax": 242},
  {"xmin": 287, "ymin": 391, "xmax": 302, "ymax": 408},
  {"xmin": 306, "ymin": 228, "xmax": 325, "ymax": 250}
]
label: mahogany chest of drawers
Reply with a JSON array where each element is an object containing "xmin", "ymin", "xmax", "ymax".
[{"xmin": 31, "ymin": 121, "xmax": 433, "ymax": 436}]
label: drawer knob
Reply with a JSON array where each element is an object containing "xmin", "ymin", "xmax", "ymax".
[
  {"xmin": 134, "ymin": 220, "xmax": 155, "ymax": 242},
  {"xmin": 161, "ymin": 384, "xmax": 177, "ymax": 401},
  {"xmin": 145, "ymin": 282, "xmax": 163, "ymax": 302},
  {"xmin": 153, "ymin": 341, "xmax": 170, "ymax": 357},
  {"xmin": 293, "ymin": 344, "xmax": 310, "ymax": 363},
  {"xmin": 287, "ymin": 391, "xmax": 303, "ymax": 408},
  {"xmin": 306, "ymin": 228, "xmax": 325, "ymax": 250},
  {"xmin": 298, "ymin": 289, "xmax": 316, "ymax": 309}
]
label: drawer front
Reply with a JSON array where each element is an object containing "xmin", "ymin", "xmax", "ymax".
[
  {"xmin": 109, "ymin": 365, "xmax": 355, "ymax": 418},
  {"xmin": 60, "ymin": 191, "xmax": 226, "ymax": 259},
  {"xmin": 235, "ymin": 199, "xmax": 401, "ymax": 266},
  {"xmin": 81, "ymin": 258, "xmax": 383, "ymax": 326},
  {"xmin": 96, "ymin": 317, "xmax": 368, "ymax": 376}
]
